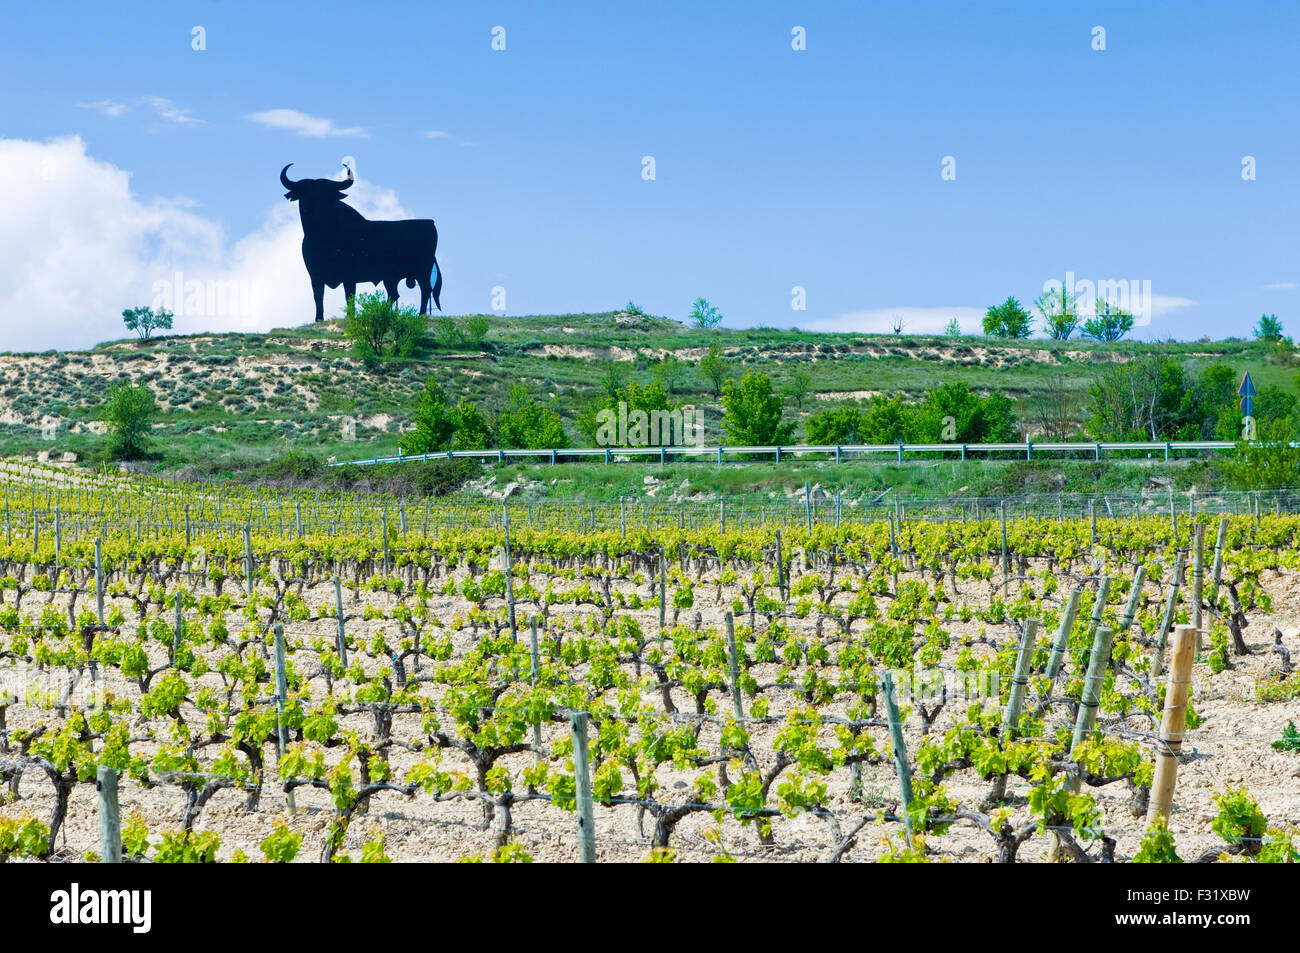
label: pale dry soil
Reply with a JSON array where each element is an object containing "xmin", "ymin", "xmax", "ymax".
[{"xmin": 2, "ymin": 555, "xmax": 1297, "ymax": 864}]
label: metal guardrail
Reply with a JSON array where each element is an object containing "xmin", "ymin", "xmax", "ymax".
[{"xmin": 328, "ymin": 440, "xmax": 1237, "ymax": 468}]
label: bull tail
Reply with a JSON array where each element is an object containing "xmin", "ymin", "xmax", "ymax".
[
  {"xmin": 431, "ymin": 258, "xmax": 443, "ymax": 311},
  {"xmin": 405, "ymin": 278, "xmax": 416, "ymax": 288}
]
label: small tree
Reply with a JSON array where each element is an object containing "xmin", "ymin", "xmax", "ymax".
[
  {"xmin": 400, "ymin": 380, "xmax": 492, "ymax": 454},
  {"xmin": 1256, "ymin": 313, "xmax": 1284, "ymax": 342},
  {"xmin": 447, "ymin": 399, "xmax": 494, "ymax": 450},
  {"xmin": 721, "ymin": 371, "xmax": 795, "ymax": 445},
  {"xmin": 344, "ymin": 293, "xmax": 425, "ymax": 360},
  {"xmin": 101, "ymin": 381, "xmax": 158, "ymax": 459},
  {"xmin": 943, "ymin": 317, "xmax": 962, "ymax": 337},
  {"xmin": 805, "ymin": 405, "xmax": 867, "ymax": 443},
  {"xmin": 1035, "ymin": 288, "xmax": 1079, "ymax": 340},
  {"xmin": 598, "ymin": 361, "xmax": 625, "ymax": 400},
  {"xmin": 497, "ymin": 385, "xmax": 569, "ymax": 449},
  {"xmin": 783, "ymin": 367, "xmax": 813, "ymax": 409},
  {"xmin": 689, "ymin": 297, "xmax": 723, "ymax": 329},
  {"xmin": 652, "ymin": 355, "xmax": 690, "ymax": 395},
  {"xmin": 122, "ymin": 306, "xmax": 173, "ymax": 340},
  {"xmin": 982, "ymin": 296, "xmax": 1033, "ymax": 338},
  {"xmin": 1080, "ymin": 299, "xmax": 1134, "ymax": 342},
  {"xmin": 624, "ymin": 301, "xmax": 646, "ymax": 317},
  {"xmin": 698, "ymin": 344, "xmax": 729, "ymax": 397},
  {"xmin": 400, "ymin": 380, "xmax": 455, "ymax": 453},
  {"xmin": 1030, "ymin": 374, "xmax": 1079, "ymax": 440},
  {"xmin": 465, "ymin": 316, "xmax": 491, "ymax": 344},
  {"xmin": 433, "ymin": 315, "xmax": 463, "ymax": 348}
]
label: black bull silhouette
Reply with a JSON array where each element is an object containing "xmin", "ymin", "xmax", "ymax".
[{"xmin": 281, "ymin": 164, "xmax": 442, "ymax": 321}]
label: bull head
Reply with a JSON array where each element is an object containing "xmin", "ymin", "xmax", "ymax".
[{"xmin": 281, "ymin": 163, "xmax": 354, "ymax": 202}]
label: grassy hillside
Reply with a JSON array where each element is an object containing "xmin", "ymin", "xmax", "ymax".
[{"xmin": 0, "ymin": 310, "xmax": 1287, "ymax": 498}]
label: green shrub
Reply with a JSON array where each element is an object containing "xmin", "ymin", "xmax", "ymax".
[
  {"xmin": 261, "ymin": 450, "xmax": 322, "ymax": 481},
  {"xmin": 101, "ymin": 381, "xmax": 159, "ymax": 459},
  {"xmin": 344, "ymin": 293, "xmax": 426, "ymax": 360}
]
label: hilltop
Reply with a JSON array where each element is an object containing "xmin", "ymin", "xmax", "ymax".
[{"xmin": 0, "ymin": 312, "xmax": 1287, "ymax": 499}]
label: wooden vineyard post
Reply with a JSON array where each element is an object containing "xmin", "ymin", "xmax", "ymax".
[
  {"xmin": 1004, "ymin": 618, "xmax": 1039, "ymax": 731},
  {"xmin": 804, "ymin": 481, "xmax": 813, "ymax": 533},
  {"xmin": 1118, "ymin": 566, "xmax": 1147, "ymax": 635},
  {"xmin": 570, "ymin": 711, "xmax": 597, "ymax": 863},
  {"xmin": 54, "ymin": 502, "xmax": 61, "ymax": 577},
  {"xmin": 295, "ymin": 501, "xmax": 303, "ymax": 539},
  {"xmin": 658, "ymin": 549, "xmax": 667, "ymax": 638},
  {"xmin": 1191, "ymin": 522, "xmax": 1205, "ymax": 653},
  {"xmin": 529, "ymin": 616, "xmax": 543, "ymax": 764},
  {"xmin": 381, "ymin": 511, "xmax": 390, "ymax": 572},
  {"xmin": 1152, "ymin": 551, "xmax": 1186, "ymax": 677},
  {"xmin": 334, "ymin": 577, "xmax": 349, "ymax": 668},
  {"xmin": 1043, "ymin": 587, "xmax": 1082, "ymax": 686},
  {"xmin": 272, "ymin": 624, "xmax": 296, "ymax": 813},
  {"xmin": 880, "ymin": 671, "xmax": 914, "ymax": 843},
  {"xmin": 990, "ymin": 618, "xmax": 1039, "ymax": 803},
  {"xmin": 774, "ymin": 530, "xmax": 786, "ymax": 602},
  {"xmin": 97, "ymin": 765, "xmax": 121, "ymax": 863},
  {"xmin": 724, "ymin": 611, "xmax": 744, "ymax": 719},
  {"xmin": 172, "ymin": 590, "xmax": 183, "ymax": 667},
  {"xmin": 1210, "ymin": 515, "xmax": 1228, "ymax": 588},
  {"xmin": 719, "ymin": 499, "xmax": 725, "ymax": 536},
  {"xmin": 1084, "ymin": 576, "xmax": 1111, "ymax": 656},
  {"xmin": 243, "ymin": 524, "xmax": 254, "ymax": 598},
  {"xmin": 1148, "ymin": 625, "xmax": 1196, "ymax": 824},
  {"xmin": 185, "ymin": 503, "xmax": 192, "ymax": 545},
  {"xmin": 94, "ymin": 537, "xmax": 105, "ymax": 625},
  {"xmin": 1066, "ymin": 625, "xmax": 1114, "ymax": 794},
  {"xmin": 885, "ymin": 515, "xmax": 899, "ymax": 591},
  {"xmin": 1089, "ymin": 500, "xmax": 1097, "ymax": 545},
  {"xmin": 620, "ymin": 497, "xmax": 626, "ymax": 537},
  {"xmin": 1000, "ymin": 503, "xmax": 1009, "ymax": 592},
  {"xmin": 502, "ymin": 503, "xmax": 517, "ymax": 641}
]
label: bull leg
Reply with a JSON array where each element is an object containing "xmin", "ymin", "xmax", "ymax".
[
  {"xmin": 418, "ymin": 277, "xmax": 431, "ymax": 315},
  {"xmin": 343, "ymin": 281, "xmax": 357, "ymax": 319},
  {"xmin": 312, "ymin": 279, "xmax": 325, "ymax": 322},
  {"xmin": 383, "ymin": 279, "xmax": 400, "ymax": 305}
]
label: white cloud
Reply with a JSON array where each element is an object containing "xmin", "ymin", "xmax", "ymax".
[
  {"xmin": 1264, "ymin": 281, "xmax": 1298, "ymax": 291},
  {"xmin": 423, "ymin": 130, "xmax": 450, "ymax": 139},
  {"xmin": 1146, "ymin": 294, "xmax": 1197, "ymax": 317},
  {"xmin": 77, "ymin": 100, "xmax": 127, "ymax": 118},
  {"xmin": 246, "ymin": 108, "xmax": 368, "ymax": 138},
  {"xmin": 0, "ymin": 136, "xmax": 412, "ymax": 352},
  {"xmin": 142, "ymin": 96, "xmax": 202, "ymax": 124},
  {"xmin": 804, "ymin": 307, "xmax": 984, "ymax": 335}
]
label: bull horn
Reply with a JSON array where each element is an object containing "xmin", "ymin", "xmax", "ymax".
[
  {"xmin": 280, "ymin": 164, "xmax": 299, "ymax": 189},
  {"xmin": 336, "ymin": 166, "xmax": 354, "ymax": 189}
]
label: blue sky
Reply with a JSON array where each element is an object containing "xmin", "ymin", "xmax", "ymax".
[{"xmin": 1, "ymin": 0, "xmax": 1298, "ymax": 350}]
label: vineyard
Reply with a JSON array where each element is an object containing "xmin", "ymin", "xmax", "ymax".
[{"xmin": 1, "ymin": 462, "xmax": 1298, "ymax": 864}]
